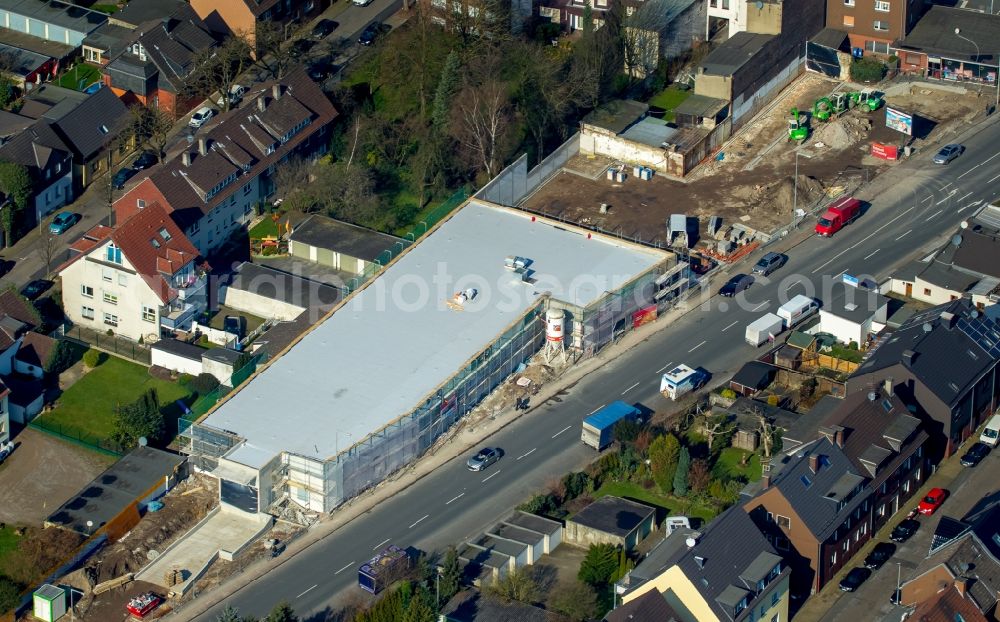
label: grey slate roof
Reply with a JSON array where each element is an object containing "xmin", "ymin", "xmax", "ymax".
[
  {"xmin": 582, "ymin": 99, "xmax": 649, "ymax": 134},
  {"xmin": 731, "ymin": 361, "xmax": 776, "ymax": 390},
  {"xmin": 0, "ymin": 41, "xmax": 49, "ymax": 78},
  {"xmin": 893, "ymin": 6, "xmax": 1000, "ymax": 63},
  {"xmin": 201, "ymin": 347, "xmax": 243, "ymax": 364},
  {"xmin": 700, "ymin": 32, "xmax": 774, "ymax": 76},
  {"xmin": 934, "ymin": 218, "xmax": 1000, "ymax": 280},
  {"xmin": 0, "ymin": 109, "xmax": 32, "ymax": 139},
  {"xmin": 81, "ymin": 22, "xmax": 132, "ymax": 55},
  {"xmin": 604, "ymin": 589, "xmax": 682, "ymax": 622},
  {"xmin": 289, "ymin": 214, "xmax": 400, "ymax": 263},
  {"xmin": 811, "ymin": 27, "xmax": 849, "ymax": 51},
  {"xmin": 111, "ymin": 0, "xmax": 186, "ymax": 28},
  {"xmin": 569, "ymin": 496, "xmax": 655, "ymax": 538},
  {"xmin": 0, "ymin": 119, "xmax": 71, "ymax": 173},
  {"xmin": 822, "ymin": 282, "xmax": 888, "ymax": 323},
  {"xmin": 46, "ymin": 87, "xmax": 129, "ymax": 160},
  {"xmin": 916, "ymin": 262, "xmax": 981, "ymax": 292},
  {"xmin": 151, "ymin": 338, "xmax": 205, "ymax": 361}
]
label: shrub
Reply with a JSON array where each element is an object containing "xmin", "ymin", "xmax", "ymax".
[
  {"xmin": 799, "ymin": 377, "xmax": 818, "ymax": 400},
  {"xmin": 178, "ymin": 373, "xmax": 193, "ymax": 386},
  {"xmin": 0, "ymin": 575, "xmax": 19, "ymax": 614},
  {"xmin": 519, "ymin": 493, "xmax": 558, "ymax": 516},
  {"xmin": 613, "ymin": 417, "xmax": 642, "ymax": 443},
  {"xmin": 189, "ymin": 372, "xmax": 220, "ymax": 395},
  {"xmin": 720, "ymin": 388, "xmax": 737, "ymax": 399},
  {"xmin": 850, "ymin": 57, "xmax": 886, "ymax": 83},
  {"xmin": 45, "ymin": 340, "xmax": 82, "ymax": 374},
  {"xmin": 106, "ymin": 328, "xmax": 114, "ymax": 336},
  {"xmin": 578, "ymin": 543, "xmax": 619, "ymax": 588},
  {"xmin": 83, "ymin": 349, "xmax": 105, "ymax": 368},
  {"xmin": 673, "ymin": 447, "xmax": 690, "ymax": 497},
  {"xmin": 562, "ymin": 472, "xmax": 591, "ymax": 501},
  {"xmin": 550, "ymin": 581, "xmax": 599, "ymax": 622},
  {"xmin": 767, "ymin": 394, "xmax": 780, "ymax": 407},
  {"xmin": 649, "ymin": 433, "xmax": 680, "ymax": 493}
]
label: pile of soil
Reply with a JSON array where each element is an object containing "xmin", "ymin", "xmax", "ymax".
[{"xmin": 731, "ymin": 174, "xmax": 825, "ymax": 216}]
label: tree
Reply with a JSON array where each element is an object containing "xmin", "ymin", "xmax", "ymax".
[
  {"xmin": 753, "ymin": 407, "xmax": 778, "ymax": 460},
  {"xmin": 452, "ymin": 52, "xmax": 512, "ymax": 180},
  {"xmin": 689, "ymin": 458, "xmax": 711, "ymax": 493},
  {"xmin": 484, "ymin": 567, "xmax": 538, "ymax": 604},
  {"xmin": 673, "ymin": 446, "xmax": 690, "ymax": 497},
  {"xmin": 271, "ymin": 156, "xmax": 315, "ymax": 213},
  {"xmin": 704, "ymin": 414, "xmax": 737, "ymax": 456},
  {"xmin": 403, "ymin": 588, "xmax": 435, "ymax": 622},
  {"xmin": 111, "ymin": 388, "xmax": 163, "ymax": 449},
  {"xmin": 45, "ymin": 340, "xmax": 80, "ymax": 375},
  {"xmin": 550, "ymin": 581, "xmax": 599, "ymax": 621},
  {"xmin": 432, "ymin": 50, "xmax": 461, "ymax": 131},
  {"xmin": 578, "ymin": 543, "xmax": 619, "ymax": 588},
  {"xmin": 614, "ymin": 547, "xmax": 634, "ymax": 582},
  {"xmin": 242, "ymin": 22, "xmax": 298, "ymax": 81},
  {"xmin": 648, "ymin": 433, "xmax": 680, "ymax": 493},
  {"xmin": 438, "ymin": 546, "xmax": 462, "ymax": 605},
  {"xmin": 0, "ymin": 161, "xmax": 31, "ymax": 245},
  {"xmin": 216, "ymin": 606, "xmax": 242, "ymax": 622},
  {"xmin": 128, "ymin": 106, "xmax": 173, "ymax": 162},
  {"xmin": 0, "ymin": 575, "xmax": 19, "ymax": 614},
  {"xmin": 185, "ymin": 36, "xmax": 250, "ymax": 111},
  {"xmin": 562, "ymin": 471, "xmax": 591, "ymax": 500},
  {"xmin": 265, "ymin": 602, "xmax": 297, "ymax": 622}
]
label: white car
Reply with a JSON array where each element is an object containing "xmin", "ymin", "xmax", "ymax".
[
  {"xmin": 0, "ymin": 441, "xmax": 13, "ymax": 463},
  {"xmin": 352, "ymin": 0, "xmax": 374, "ymax": 6},
  {"xmin": 189, "ymin": 106, "xmax": 215, "ymax": 129},
  {"xmin": 216, "ymin": 84, "xmax": 246, "ymax": 107}
]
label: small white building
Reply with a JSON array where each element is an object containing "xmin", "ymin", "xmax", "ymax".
[
  {"xmin": 151, "ymin": 338, "xmax": 245, "ymax": 386},
  {"xmin": 819, "ymin": 283, "xmax": 889, "ymax": 346},
  {"xmin": 221, "ymin": 262, "xmax": 342, "ymax": 322}
]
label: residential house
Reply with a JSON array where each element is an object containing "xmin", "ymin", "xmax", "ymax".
[
  {"xmin": 902, "ymin": 586, "xmax": 990, "ymax": 622},
  {"xmin": 114, "ymin": 69, "xmax": 338, "ymax": 255},
  {"xmin": 422, "ymin": 0, "xmax": 532, "ymax": 34},
  {"xmin": 0, "ymin": 0, "xmax": 107, "ymax": 48},
  {"xmin": 100, "ymin": 4, "xmax": 218, "ymax": 117},
  {"xmin": 0, "ymin": 119, "xmax": 74, "ymax": 223},
  {"xmin": 826, "ymin": 0, "xmax": 927, "ymax": 56},
  {"xmin": 190, "ymin": 0, "xmax": 329, "ymax": 51},
  {"xmin": 742, "ymin": 385, "xmax": 928, "ymax": 594},
  {"xmin": 706, "ymin": 0, "xmax": 745, "ymax": 39},
  {"xmin": 604, "ymin": 589, "xmax": 683, "ymax": 622},
  {"xmin": 818, "ymin": 281, "xmax": 889, "ymax": 347},
  {"xmin": 890, "ymin": 204, "xmax": 1000, "ymax": 309},
  {"xmin": 57, "ymin": 202, "xmax": 207, "ymax": 342},
  {"xmin": 0, "ymin": 289, "xmax": 54, "ymax": 423},
  {"xmin": 848, "ymin": 299, "xmax": 1000, "ymax": 455},
  {"xmin": 892, "ymin": 6, "xmax": 999, "ymax": 82}
]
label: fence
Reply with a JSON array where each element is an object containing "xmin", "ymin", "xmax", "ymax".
[
  {"xmin": 59, "ymin": 324, "xmax": 152, "ymax": 365},
  {"xmin": 476, "ymin": 134, "xmax": 580, "ymax": 207},
  {"xmin": 29, "ymin": 418, "xmax": 125, "ymax": 456},
  {"xmin": 180, "ymin": 351, "xmax": 268, "ymax": 431}
]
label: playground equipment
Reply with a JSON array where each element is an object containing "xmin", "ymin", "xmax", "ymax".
[
  {"xmin": 788, "ymin": 107, "xmax": 809, "ymax": 141},
  {"xmin": 813, "ymin": 97, "xmax": 833, "ymax": 121}
]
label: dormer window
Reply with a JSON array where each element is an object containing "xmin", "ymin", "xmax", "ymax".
[
  {"xmin": 151, "ymin": 238, "xmax": 161, "ymax": 248},
  {"xmin": 99, "ymin": 125, "xmax": 109, "ymax": 135},
  {"xmin": 106, "ymin": 244, "xmax": 122, "ymax": 264}
]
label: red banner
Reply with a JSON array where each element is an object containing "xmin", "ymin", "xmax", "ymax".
[
  {"xmin": 871, "ymin": 142, "xmax": 898, "ymax": 160},
  {"xmin": 633, "ymin": 306, "xmax": 657, "ymax": 328}
]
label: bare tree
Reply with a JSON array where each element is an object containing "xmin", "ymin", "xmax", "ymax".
[
  {"xmin": 753, "ymin": 407, "xmax": 778, "ymax": 460},
  {"xmin": 240, "ymin": 22, "xmax": 297, "ymax": 80},
  {"xmin": 703, "ymin": 414, "xmax": 737, "ymax": 453},
  {"xmin": 271, "ymin": 156, "xmax": 314, "ymax": 212},
  {"xmin": 39, "ymin": 226, "xmax": 59, "ymax": 275},
  {"xmin": 622, "ymin": 0, "xmax": 672, "ymax": 80},
  {"xmin": 452, "ymin": 54, "xmax": 511, "ymax": 179},
  {"xmin": 185, "ymin": 36, "xmax": 250, "ymax": 112},
  {"xmin": 128, "ymin": 106, "xmax": 173, "ymax": 162}
]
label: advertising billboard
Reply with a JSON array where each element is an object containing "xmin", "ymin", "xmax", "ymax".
[{"xmin": 886, "ymin": 106, "xmax": 913, "ymax": 136}]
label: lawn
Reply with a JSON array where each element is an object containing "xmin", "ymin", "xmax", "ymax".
[
  {"xmin": 249, "ymin": 217, "xmax": 280, "ymax": 240},
  {"xmin": 37, "ymin": 353, "xmax": 192, "ymax": 447},
  {"xmin": 712, "ymin": 448, "xmax": 763, "ymax": 482},
  {"xmin": 593, "ymin": 481, "xmax": 717, "ymax": 522},
  {"xmin": 0, "ymin": 524, "xmax": 21, "ymax": 575},
  {"xmin": 57, "ymin": 64, "xmax": 101, "ymax": 91},
  {"xmin": 648, "ymin": 85, "xmax": 692, "ymax": 122},
  {"xmin": 827, "ymin": 344, "xmax": 864, "ymax": 363}
]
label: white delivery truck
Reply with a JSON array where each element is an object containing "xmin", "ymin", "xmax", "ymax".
[
  {"xmin": 777, "ymin": 295, "xmax": 819, "ymax": 329},
  {"xmin": 981, "ymin": 413, "xmax": 1000, "ymax": 447},
  {"xmin": 746, "ymin": 313, "xmax": 785, "ymax": 347},
  {"xmin": 660, "ymin": 364, "xmax": 708, "ymax": 400}
]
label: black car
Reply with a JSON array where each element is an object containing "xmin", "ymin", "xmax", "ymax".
[
  {"xmin": 112, "ymin": 166, "xmax": 137, "ymax": 189},
  {"xmin": 961, "ymin": 441, "xmax": 990, "ymax": 467},
  {"xmin": 863, "ymin": 542, "xmax": 896, "ymax": 569},
  {"xmin": 311, "ymin": 19, "xmax": 339, "ymax": 39},
  {"xmin": 890, "ymin": 519, "xmax": 919, "ymax": 543},
  {"xmin": 839, "ymin": 567, "xmax": 871, "ymax": 592},
  {"xmin": 719, "ymin": 274, "xmax": 753, "ymax": 297},
  {"xmin": 358, "ymin": 22, "xmax": 390, "ymax": 46},
  {"xmin": 308, "ymin": 61, "xmax": 335, "ymax": 82},
  {"xmin": 21, "ymin": 279, "xmax": 53, "ymax": 300},
  {"xmin": 132, "ymin": 151, "xmax": 157, "ymax": 170}
]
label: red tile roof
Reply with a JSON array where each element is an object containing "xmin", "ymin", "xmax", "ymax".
[
  {"xmin": 16, "ymin": 332, "xmax": 57, "ymax": 368},
  {"xmin": 908, "ymin": 584, "xmax": 988, "ymax": 622},
  {"xmin": 58, "ymin": 224, "xmax": 114, "ymax": 273},
  {"xmin": 111, "ymin": 202, "xmax": 200, "ymax": 303}
]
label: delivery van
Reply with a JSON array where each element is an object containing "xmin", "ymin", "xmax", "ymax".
[
  {"xmin": 777, "ymin": 295, "xmax": 819, "ymax": 329},
  {"xmin": 815, "ymin": 196, "xmax": 861, "ymax": 237},
  {"xmin": 981, "ymin": 414, "xmax": 1000, "ymax": 447}
]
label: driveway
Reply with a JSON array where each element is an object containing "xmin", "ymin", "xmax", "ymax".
[{"xmin": 0, "ymin": 427, "xmax": 115, "ymax": 525}]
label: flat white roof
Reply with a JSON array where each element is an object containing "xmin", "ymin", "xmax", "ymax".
[{"xmin": 203, "ymin": 201, "xmax": 666, "ymax": 468}]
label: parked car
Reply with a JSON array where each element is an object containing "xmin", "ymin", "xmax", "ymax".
[
  {"xmin": 889, "ymin": 519, "xmax": 919, "ymax": 543},
  {"xmin": 917, "ymin": 488, "xmax": 948, "ymax": 515},
  {"xmin": 49, "ymin": 211, "xmax": 78, "ymax": 234},
  {"xmin": 113, "ymin": 167, "xmax": 137, "ymax": 190},
  {"xmin": 353, "ymin": 0, "xmax": 374, "ymax": 6},
  {"xmin": 961, "ymin": 442, "xmax": 990, "ymax": 467},
  {"xmin": 466, "ymin": 447, "xmax": 501, "ymax": 472},
  {"xmin": 839, "ymin": 567, "xmax": 871, "ymax": 592},
  {"xmin": 131, "ymin": 151, "xmax": 157, "ymax": 170},
  {"xmin": 719, "ymin": 274, "xmax": 753, "ymax": 297},
  {"xmin": 0, "ymin": 441, "xmax": 13, "ymax": 464},
  {"xmin": 308, "ymin": 61, "xmax": 335, "ymax": 82},
  {"xmin": 21, "ymin": 279, "xmax": 53, "ymax": 300},
  {"xmin": 932, "ymin": 144, "xmax": 964, "ymax": 165},
  {"xmin": 864, "ymin": 542, "xmax": 896, "ymax": 569},
  {"xmin": 358, "ymin": 22, "xmax": 390, "ymax": 46},
  {"xmin": 291, "ymin": 38, "xmax": 315, "ymax": 56},
  {"xmin": 189, "ymin": 106, "xmax": 215, "ymax": 128},
  {"xmin": 751, "ymin": 252, "xmax": 787, "ymax": 276},
  {"xmin": 216, "ymin": 84, "xmax": 246, "ymax": 108},
  {"xmin": 311, "ymin": 19, "xmax": 339, "ymax": 39}
]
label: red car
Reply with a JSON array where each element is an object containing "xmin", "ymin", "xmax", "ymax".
[
  {"xmin": 917, "ymin": 488, "xmax": 948, "ymax": 515},
  {"xmin": 126, "ymin": 592, "xmax": 161, "ymax": 618}
]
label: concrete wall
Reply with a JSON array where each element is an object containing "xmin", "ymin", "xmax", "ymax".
[
  {"xmin": 151, "ymin": 348, "xmax": 203, "ymax": 376},
  {"xmin": 202, "ymin": 356, "xmax": 235, "ymax": 386},
  {"xmin": 564, "ymin": 513, "xmax": 654, "ymax": 551},
  {"xmin": 9, "ymin": 392, "xmax": 43, "ymax": 424},
  {"xmin": 579, "ymin": 125, "xmax": 670, "ymax": 173},
  {"xmin": 190, "ymin": 321, "xmax": 237, "ymax": 347},
  {"xmin": 745, "ymin": 0, "xmax": 781, "ymax": 34},
  {"xmin": 221, "ymin": 286, "xmax": 305, "ymax": 322},
  {"xmin": 695, "ymin": 74, "xmax": 731, "ymax": 101}
]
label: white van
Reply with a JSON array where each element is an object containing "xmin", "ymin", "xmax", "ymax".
[
  {"xmin": 981, "ymin": 414, "xmax": 1000, "ymax": 447},
  {"xmin": 777, "ymin": 295, "xmax": 819, "ymax": 329}
]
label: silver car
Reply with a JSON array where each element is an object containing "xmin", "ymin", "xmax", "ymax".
[
  {"xmin": 932, "ymin": 144, "xmax": 963, "ymax": 164},
  {"xmin": 466, "ymin": 447, "xmax": 501, "ymax": 471}
]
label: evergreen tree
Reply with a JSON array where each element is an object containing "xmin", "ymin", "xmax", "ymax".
[
  {"xmin": 215, "ymin": 606, "xmax": 241, "ymax": 622},
  {"xmin": 431, "ymin": 50, "xmax": 461, "ymax": 131},
  {"xmin": 265, "ymin": 601, "xmax": 297, "ymax": 622},
  {"xmin": 578, "ymin": 543, "xmax": 619, "ymax": 588},
  {"xmin": 648, "ymin": 434, "xmax": 680, "ymax": 494},
  {"xmin": 673, "ymin": 446, "xmax": 690, "ymax": 497},
  {"xmin": 438, "ymin": 546, "xmax": 462, "ymax": 605},
  {"xmin": 404, "ymin": 587, "xmax": 436, "ymax": 622}
]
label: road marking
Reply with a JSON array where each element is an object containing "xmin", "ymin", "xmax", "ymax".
[
  {"xmin": 372, "ymin": 538, "xmax": 390, "ymax": 551},
  {"xmin": 958, "ymin": 200, "xmax": 982, "ymax": 213},
  {"xmin": 863, "ymin": 249, "xmax": 880, "ymax": 260},
  {"xmin": 851, "ymin": 205, "xmax": 915, "ymax": 247},
  {"xmin": 921, "ymin": 195, "xmax": 933, "ymax": 203},
  {"xmin": 588, "ymin": 405, "xmax": 605, "ymax": 415},
  {"xmin": 656, "ymin": 361, "xmax": 675, "ymax": 373},
  {"xmin": 446, "ymin": 493, "xmax": 465, "ymax": 505},
  {"xmin": 895, "ymin": 229, "xmax": 912, "ymax": 241},
  {"xmin": 958, "ymin": 166, "xmax": 980, "ymax": 179},
  {"xmin": 957, "ymin": 191, "xmax": 973, "ymax": 202},
  {"xmin": 334, "ymin": 562, "xmax": 355, "ymax": 575},
  {"xmin": 517, "ymin": 448, "xmax": 536, "ymax": 460},
  {"xmin": 482, "ymin": 469, "xmax": 501, "ymax": 483},
  {"xmin": 989, "ymin": 172, "xmax": 1000, "ymax": 184},
  {"xmin": 751, "ymin": 300, "xmax": 770, "ymax": 311},
  {"xmin": 940, "ymin": 182, "xmax": 952, "ymax": 190},
  {"xmin": 296, "ymin": 585, "xmax": 318, "ymax": 598},
  {"xmin": 722, "ymin": 320, "xmax": 739, "ymax": 332},
  {"xmin": 812, "ymin": 248, "xmax": 850, "ymax": 274},
  {"xmin": 622, "ymin": 381, "xmax": 640, "ymax": 394},
  {"xmin": 936, "ymin": 191, "xmax": 957, "ymax": 205},
  {"xmin": 409, "ymin": 514, "xmax": 429, "ymax": 529},
  {"xmin": 985, "ymin": 152, "xmax": 1000, "ymax": 163},
  {"xmin": 925, "ymin": 209, "xmax": 942, "ymax": 221},
  {"xmin": 552, "ymin": 425, "xmax": 571, "ymax": 439},
  {"xmin": 688, "ymin": 340, "xmax": 706, "ymax": 353}
]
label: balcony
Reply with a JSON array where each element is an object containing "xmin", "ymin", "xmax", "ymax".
[
  {"xmin": 174, "ymin": 273, "xmax": 208, "ymax": 302},
  {"xmin": 161, "ymin": 301, "xmax": 200, "ymax": 330}
]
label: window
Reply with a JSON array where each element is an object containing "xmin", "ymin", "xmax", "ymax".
[
  {"xmin": 772, "ymin": 592, "xmax": 779, "ymax": 606},
  {"xmin": 81, "ymin": 285, "xmax": 94, "ymax": 298},
  {"xmin": 843, "ymin": 15, "xmax": 854, "ymax": 26},
  {"xmin": 81, "ymin": 306, "xmax": 95, "ymax": 320},
  {"xmin": 875, "ymin": 0, "xmax": 889, "ymax": 10},
  {"xmin": 243, "ymin": 182, "xmax": 252, "ymax": 196},
  {"xmin": 766, "ymin": 512, "xmax": 774, "ymax": 523},
  {"xmin": 118, "ymin": 274, "xmax": 127, "ymax": 286},
  {"xmin": 142, "ymin": 306, "xmax": 156, "ymax": 322},
  {"xmin": 831, "ymin": 551, "xmax": 837, "ymax": 565},
  {"xmin": 137, "ymin": 199, "xmax": 146, "ymax": 208},
  {"xmin": 106, "ymin": 244, "xmax": 122, "ymax": 264},
  {"xmin": 103, "ymin": 291, "xmax": 118, "ymax": 305},
  {"xmin": 159, "ymin": 227, "xmax": 172, "ymax": 241},
  {"xmin": 873, "ymin": 20, "xmax": 889, "ymax": 31},
  {"xmin": 775, "ymin": 537, "xmax": 790, "ymax": 551},
  {"xmin": 916, "ymin": 467, "xmax": 922, "ymax": 481},
  {"xmin": 103, "ymin": 313, "xmax": 119, "ymax": 327},
  {"xmin": 102, "ymin": 267, "xmax": 113, "ymax": 282},
  {"xmin": 903, "ymin": 479, "xmax": 911, "ymax": 493},
  {"xmin": 844, "ymin": 0, "xmax": 854, "ymax": 5},
  {"xmin": 776, "ymin": 515, "xmax": 791, "ymax": 529},
  {"xmin": 151, "ymin": 238, "xmax": 161, "ymax": 249}
]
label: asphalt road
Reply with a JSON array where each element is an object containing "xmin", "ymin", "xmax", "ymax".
[{"xmin": 191, "ymin": 121, "xmax": 1000, "ymax": 621}]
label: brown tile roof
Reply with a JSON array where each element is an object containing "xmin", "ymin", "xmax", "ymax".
[
  {"xmin": 57, "ymin": 224, "xmax": 114, "ymax": 274},
  {"xmin": 241, "ymin": 0, "xmax": 285, "ymax": 17},
  {"xmin": 907, "ymin": 584, "xmax": 989, "ymax": 622},
  {"xmin": 16, "ymin": 332, "xmax": 57, "ymax": 368},
  {"xmin": 111, "ymin": 202, "xmax": 200, "ymax": 303},
  {"xmin": 0, "ymin": 289, "xmax": 40, "ymax": 328}
]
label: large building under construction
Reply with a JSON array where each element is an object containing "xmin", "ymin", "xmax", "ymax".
[{"xmin": 182, "ymin": 200, "xmax": 686, "ymax": 514}]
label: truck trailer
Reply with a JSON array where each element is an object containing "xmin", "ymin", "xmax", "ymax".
[
  {"xmin": 582, "ymin": 401, "xmax": 642, "ymax": 450},
  {"xmin": 746, "ymin": 313, "xmax": 784, "ymax": 346},
  {"xmin": 359, "ymin": 544, "xmax": 409, "ymax": 594},
  {"xmin": 660, "ymin": 364, "xmax": 708, "ymax": 400}
]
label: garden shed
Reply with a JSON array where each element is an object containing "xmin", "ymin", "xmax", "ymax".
[{"xmin": 564, "ymin": 496, "xmax": 655, "ymax": 552}]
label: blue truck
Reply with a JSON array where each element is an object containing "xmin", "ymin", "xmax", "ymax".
[{"xmin": 581, "ymin": 401, "xmax": 642, "ymax": 450}]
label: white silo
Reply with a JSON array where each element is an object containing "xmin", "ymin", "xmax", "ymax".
[{"xmin": 543, "ymin": 308, "xmax": 567, "ymax": 363}]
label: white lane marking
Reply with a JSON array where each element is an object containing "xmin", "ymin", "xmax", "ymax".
[
  {"xmin": 722, "ymin": 321, "xmax": 739, "ymax": 332},
  {"xmin": 517, "ymin": 448, "xmax": 536, "ymax": 460},
  {"xmin": 552, "ymin": 425, "xmax": 571, "ymax": 439},
  {"xmin": 851, "ymin": 205, "xmax": 915, "ymax": 247},
  {"xmin": 751, "ymin": 300, "xmax": 770, "ymax": 312},
  {"xmin": 588, "ymin": 405, "xmax": 605, "ymax": 415},
  {"xmin": 334, "ymin": 562, "xmax": 355, "ymax": 575},
  {"xmin": 656, "ymin": 361, "xmax": 675, "ymax": 373},
  {"xmin": 895, "ymin": 229, "xmax": 912, "ymax": 241},
  {"xmin": 812, "ymin": 248, "xmax": 850, "ymax": 274},
  {"xmin": 863, "ymin": 249, "xmax": 880, "ymax": 260},
  {"xmin": 688, "ymin": 340, "xmax": 707, "ymax": 353},
  {"xmin": 446, "ymin": 492, "xmax": 465, "ymax": 505},
  {"xmin": 482, "ymin": 469, "xmax": 501, "ymax": 483},
  {"xmin": 297, "ymin": 585, "xmax": 318, "ymax": 598},
  {"xmin": 936, "ymin": 191, "xmax": 957, "ymax": 205},
  {"xmin": 372, "ymin": 538, "xmax": 390, "ymax": 551},
  {"xmin": 925, "ymin": 209, "xmax": 942, "ymax": 221},
  {"xmin": 622, "ymin": 381, "xmax": 640, "ymax": 394},
  {"xmin": 989, "ymin": 172, "xmax": 1000, "ymax": 184},
  {"xmin": 958, "ymin": 166, "xmax": 979, "ymax": 179},
  {"xmin": 921, "ymin": 195, "xmax": 933, "ymax": 203},
  {"xmin": 409, "ymin": 514, "xmax": 429, "ymax": 529},
  {"xmin": 940, "ymin": 182, "xmax": 953, "ymax": 190},
  {"xmin": 957, "ymin": 191, "xmax": 973, "ymax": 202},
  {"xmin": 985, "ymin": 152, "xmax": 1000, "ymax": 163}
]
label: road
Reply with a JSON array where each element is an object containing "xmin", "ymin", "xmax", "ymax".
[{"xmin": 188, "ymin": 116, "xmax": 1000, "ymax": 621}]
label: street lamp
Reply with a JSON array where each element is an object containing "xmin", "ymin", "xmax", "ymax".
[{"xmin": 954, "ymin": 27, "xmax": 996, "ymax": 112}]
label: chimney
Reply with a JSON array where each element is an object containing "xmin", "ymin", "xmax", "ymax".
[
  {"xmin": 833, "ymin": 426, "xmax": 845, "ymax": 448},
  {"xmin": 809, "ymin": 454, "xmax": 819, "ymax": 473},
  {"xmin": 941, "ymin": 311, "xmax": 958, "ymax": 329},
  {"xmin": 954, "ymin": 577, "xmax": 968, "ymax": 596},
  {"xmin": 902, "ymin": 349, "xmax": 917, "ymax": 366},
  {"xmin": 198, "ymin": 138, "xmax": 208, "ymax": 157},
  {"xmin": 257, "ymin": 96, "xmax": 266, "ymax": 112},
  {"xmin": 272, "ymin": 84, "xmax": 282, "ymax": 100},
  {"xmin": 181, "ymin": 151, "xmax": 191, "ymax": 167},
  {"xmin": 884, "ymin": 377, "xmax": 894, "ymax": 397}
]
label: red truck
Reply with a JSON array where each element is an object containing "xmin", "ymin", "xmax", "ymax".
[{"xmin": 815, "ymin": 196, "xmax": 861, "ymax": 237}]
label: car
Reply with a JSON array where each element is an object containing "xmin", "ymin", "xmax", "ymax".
[
  {"xmin": 864, "ymin": 542, "xmax": 896, "ymax": 569},
  {"xmin": 216, "ymin": 84, "xmax": 245, "ymax": 108},
  {"xmin": 131, "ymin": 151, "xmax": 157, "ymax": 170},
  {"xmin": 49, "ymin": 211, "xmax": 78, "ymax": 234},
  {"xmin": 751, "ymin": 252, "xmax": 787, "ymax": 276},
  {"xmin": 112, "ymin": 167, "xmax": 137, "ymax": 190},
  {"xmin": 20, "ymin": 279, "xmax": 53, "ymax": 301},
  {"xmin": 839, "ymin": 567, "xmax": 871, "ymax": 592},
  {"xmin": 359, "ymin": 22, "xmax": 390, "ymax": 46},
  {"xmin": 466, "ymin": 447, "xmax": 501, "ymax": 471},
  {"xmin": 719, "ymin": 274, "xmax": 753, "ymax": 297},
  {"xmin": 189, "ymin": 106, "xmax": 215, "ymax": 128},
  {"xmin": 889, "ymin": 519, "xmax": 919, "ymax": 543},
  {"xmin": 291, "ymin": 38, "xmax": 315, "ymax": 56},
  {"xmin": 0, "ymin": 441, "xmax": 13, "ymax": 464},
  {"xmin": 917, "ymin": 487, "xmax": 948, "ymax": 515},
  {"xmin": 308, "ymin": 61, "xmax": 335, "ymax": 82},
  {"xmin": 932, "ymin": 144, "xmax": 964, "ymax": 165},
  {"xmin": 311, "ymin": 19, "xmax": 339, "ymax": 39},
  {"xmin": 353, "ymin": 0, "xmax": 374, "ymax": 6},
  {"xmin": 961, "ymin": 442, "xmax": 990, "ymax": 467}
]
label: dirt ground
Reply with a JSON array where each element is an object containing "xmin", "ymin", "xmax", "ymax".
[{"xmin": 0, "ymin": 427, "xmax": 114, "ymax": 525}]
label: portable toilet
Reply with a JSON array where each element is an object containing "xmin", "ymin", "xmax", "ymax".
[{"xmin": 33, "ymin": 584, "xmax": 67, "ymax": 621}]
